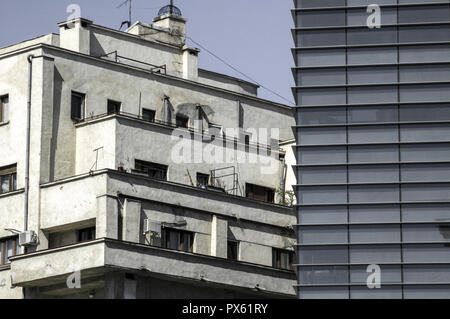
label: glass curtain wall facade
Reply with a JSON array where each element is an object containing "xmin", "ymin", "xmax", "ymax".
[{"xmin": 292, "ymin": 0, "xmax": 450, "ymax": 298}]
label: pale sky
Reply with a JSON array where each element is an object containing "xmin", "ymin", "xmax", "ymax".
[{"xmin": 0, "ymin": 0, "xmax": 295, "ymax": 105}]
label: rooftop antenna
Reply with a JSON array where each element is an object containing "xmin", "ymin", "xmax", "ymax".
[{"xmin": 117, "ymin": 0, "xmax": 132, "ymax": 30}]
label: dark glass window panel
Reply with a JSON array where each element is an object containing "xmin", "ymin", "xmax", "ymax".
[
  {"xmin": 142, "ymin": 109, "xmax": 156, "ymax": 122},
  {"xmin": 107, "ymin": 100, "xmax": 121, "ymax": 115},
  {"xmin": 246, "ymin": 183, "xmax": 275, "ymax": 203}
]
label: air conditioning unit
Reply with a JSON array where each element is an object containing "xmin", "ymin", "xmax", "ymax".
[
  {"xmin": 19, "ymin": 230, "xmax": 38, "ymax": 247},
  {"xmin": 143, "ymin": 219, "xmax": 161, "ymax": 235}
]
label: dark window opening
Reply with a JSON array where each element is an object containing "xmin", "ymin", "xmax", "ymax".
[
  {"xmin": 107, "ymin": 100, "xmax": 121, "ymax": 115},
  {"xmin": 176, "ymin": 114, "xmax": 189, "ymax": 128},
  {"xmin": 0, "ymin": 237, "xmax": 20, "ymax": 266},
  {"xmin": 77, "ymin": 227, "xmax": 96, "ymax": 243},
  {"xmin": 71, "ymin": 92, "xmax": 85, "ymax": 121},
  {"xmin": 142, "ymin": 109, "xmax": 156, "ymax": 122},
  {"xmin": 0, "ymin": 164, "xmax": 17, "ymax": 195},
  {"xmin": 273, "ymin": 248, "xmax": 294, "ymax": 271},
  {"xmin": 227, "ymin": 241, "xmax": 239, "ymax": 261},
  {"xmin": 246, "ymin": 183, "xmax": 275, "ymax": 203},
  {"xmin": 135, "ymin": 160, "xmax": 168, "ymax": 181},
  {"xmin": 0, "ymin": 95, "xmax": 8, "ymax": 123},
  {"xmin": 196, "ymin": 173, "xmax": 210, "ymax": 188},
  {"xmin": 161, "ymin": 228, "xmax": 194, "ymax": 253}
]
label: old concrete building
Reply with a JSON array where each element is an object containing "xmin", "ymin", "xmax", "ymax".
[{"xmin": 0, "ymin": 5, "xmax": 296, "ymax": 299}]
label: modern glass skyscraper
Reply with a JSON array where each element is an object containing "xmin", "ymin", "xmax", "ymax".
[{"xmin": 292, "ymin": 0, "xmax": 450, "ymax": 298}]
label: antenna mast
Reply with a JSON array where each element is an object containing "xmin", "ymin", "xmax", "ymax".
[
  {"xmin": 117, "ymin": 0, "xmax": 132, "ymax": 30},
  {"xmin": 170, "ymin": 0, "xmax": 174, "ymax": 15}
]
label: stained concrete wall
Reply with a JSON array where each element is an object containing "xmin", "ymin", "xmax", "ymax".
[{"xmin": 0, "ymin": 16, "xmax": 296, "ymax": 298}]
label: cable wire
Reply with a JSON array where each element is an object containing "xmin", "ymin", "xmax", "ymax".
[{"xmin": 186, "ymin": 36, "xmax": 295, "ymax": 106}]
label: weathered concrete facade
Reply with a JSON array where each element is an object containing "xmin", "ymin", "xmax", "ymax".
[{"xmin": 0, "ymin": 9, "xmax": 296, "ymax": 299}]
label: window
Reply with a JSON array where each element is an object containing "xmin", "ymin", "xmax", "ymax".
[
  {"xmin": 71, "ymin": 92, "xmax": 85, "ymax": 121},
  {"xmin": 107, "ymin": 100, "xmax": 121, "ymax": 115},
  {"xmin": 142, "ymin": 109, "xmax": 156, "ymax": 122},
  {"xmin": 161, "ymin": 228, "xmax": 194, "ymax": 253},
  {"xmin": 273, "ymin": 248, "xmax": 294, "ymax": 271},
  {"xmin": 0, "ymin": 237, "xmax": 20, "ymax": 266},
  {"xmin": 135, "ymin": 160, "xmax": 168, "ymax": 181},
  {"xmin": 176, "ymin": 114, "xmax": 189, "ymax": 128},
  {"xmin": 246, "ymin": 183, "xmax": 275, "ymax": 203},
  {"xmin": 0, "ymin": 164, "xmax": 17, "ymax": 195},
  {"xmin": 227, "ymin": 241, "xmax": 239, "ymax": 261},
  {"xmin": 196, "ymin": 173, "xmax": 210, "ymax": 188},
  {"xmin": 77, "ymin": 227, "xmax": 96, "ymax": 242},
  {"xmin": 0, "ymin": 95, "xmax": 8, "ymax": 123}
]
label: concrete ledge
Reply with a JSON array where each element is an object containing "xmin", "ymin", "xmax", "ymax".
[{"xmin": 10, "ymin": 238, "xmax": 296, "ymax": 297}]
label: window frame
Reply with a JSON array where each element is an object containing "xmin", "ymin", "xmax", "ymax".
[
  {"xmin": 142, "ymin": 108, "xmax": 156, "ymax": 122},
  {"xmin": 77, "ymin": 227, "xmax": 96, "ymax": 243},
  {"xmin": 272, "ymin": 248, "xmax": 295, "ymax": 271},
  {"xmin": 227, "ymin": 240, "xmax": 239, "ymax": 261},
  {"xmin": 0, "ymin": 164, "xmax": 17, "ymax": 195},
  {"xmin": 245, "ymin": 183, "xmax": 275, "ymax": 203},
  {"xmin": 161, "ymin": 228, "xmax": 194, "ymax": 253},
  {"xmin": 0, "ymin": 95, "xmax": 8, "ymax": 123},
  {"xmin": 176, "ymin": 114, "xmax": 189, "ymax": 129},
  {"xmin": 107, "ymin": 99, "xmax": 121, "ymax": 115},
  {"xmin": 0, "ymin": 236, "xmax": 19, "ymax": 266},
  {"xmin": 196, "ymin": 173, "xmax": 210, "ymax": 188},
  {"xmin": 71, "ymin": 91, "xmax": 86, "ymax": 122},
  {"xmin": 135, "ymin": 160, "xmax": 168, "ymax": 181}
]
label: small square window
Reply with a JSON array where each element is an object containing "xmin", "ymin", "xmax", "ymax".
[
  {"xmin": 196, "ymin": 173, "xmax": 210, "ymax": 188},
  {"xmin": 107, "ymin": 100, "xmax": 121, "ymax": 115},
  {"xmin": 142, "ymin": 109, "xmax": 156, "ymax": 122},
  {"xmin": 176, "ymin": 114, "xmax": 189, "ymax": 128}
]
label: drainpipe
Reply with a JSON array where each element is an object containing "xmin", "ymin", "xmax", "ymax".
[{"xmin": 24, "ymin": 55, "xmax": 34, "ymax": 233}]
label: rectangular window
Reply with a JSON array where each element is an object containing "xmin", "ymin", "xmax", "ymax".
[
  {"xmin": 0, "ymin": 95, "xmax": 8, "ymax": 123},
  {"xmin": 272, "ymin": 248, "xmax": 294, "ymax": 270},
  {"xmin": 135, "ymin": 160, "xmax": 168, "ymax": 181},
  {"xmin": 142, "ymin": 108, "xmax": 156, "ymax": 122},
  {"xmin": 176, "ymin": 114, "xmax": 189, "ymax": 128},
  {"xmin": 161, "ymin": 228, "xmax": 194, "ymax": 253},
  {"xmin": 0, "ymin": 237, "xmax": 19, "ymax": 266},
  {"xmin": 0, "ymin": 164, "xmax": 17, "ymax": 195},
  {"xmin": 107, "ymin": 100, "xmax": 121, "ymax": 115},
  {"xmin": 245, "ymin": 183, "xmax": 275, "ymax": 203},
  {"xmin": 227, "ymin": 241, "xmax": 239, "ymax": 261},
  {"xmin": 196, "ymin": 173, "xmax": 210, "ymax": 188},
  {"xmin": 77, "ymin": 227, "xmax": 96, "ymax": 242},
  {"xmin": 71, "ymin": 92, "xmax": 85, "ymax": 121}
]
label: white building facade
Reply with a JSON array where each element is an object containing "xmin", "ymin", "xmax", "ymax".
[{"xmin": 0, "ymin": 7, "xmax": 296, "ymax": 299}]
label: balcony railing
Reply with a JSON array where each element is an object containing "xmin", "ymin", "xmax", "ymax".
[
  {"xmin": 97, "ymin": 51, "xmax": 167, "ymax": 75},
  {"xmin": 75, "ymin": 111, "xmax": 282, "ymax": 154}
]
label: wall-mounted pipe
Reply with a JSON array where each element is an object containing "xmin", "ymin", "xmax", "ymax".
[{"xmin": 24, "ymin": 55, "xmax": 34, "ymax": 232}]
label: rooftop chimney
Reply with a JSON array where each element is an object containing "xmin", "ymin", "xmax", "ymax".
[{"xmin": 127, "ymin": 2, "xmax": 186, "ymax": 47}]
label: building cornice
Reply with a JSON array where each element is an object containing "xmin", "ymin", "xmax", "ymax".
[{"xmin": 0, "ymin": 43, "xmax": 293, "ymax": 112}]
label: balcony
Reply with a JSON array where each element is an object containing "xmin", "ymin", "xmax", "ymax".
[{"xmin": 10, "ymin": 238, "xmax": 297, "ymax": 297}]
